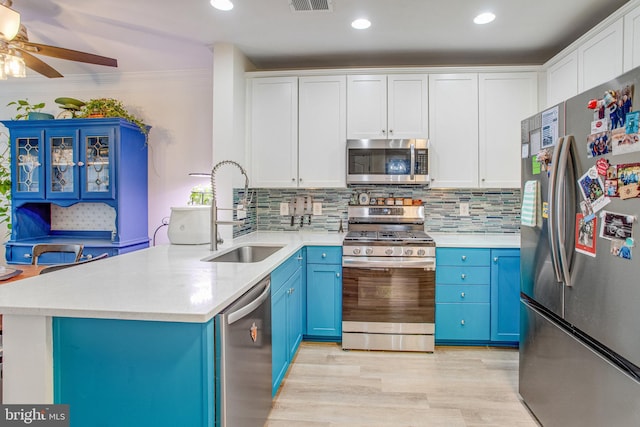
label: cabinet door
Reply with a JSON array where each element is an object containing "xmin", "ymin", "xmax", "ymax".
[
  {"xmin": 79, "ymin": 126, "xmax": 116, "ymax": 200},
  {"xmin": 250, "ymin": 77, "xmax": 298, "ymax": 187},
  {"xmin": 624, "ymin": 5, "xmax": 640, "ymax": 72},
  {"xmin": 306, "ymin": 263, "xmax": 342, "ymax": 338},
  {"xmin": 578, "ymin": 17, "xmax": 624, "ymax": 92},
  {"xmin": 271, "ymin": 282, "xmax": 288, "ymax": 396},
  {"xmin": 490, "ymin": 249, "xmax": 521, "ymax": 343},
  {"xmin": 546, "ymin": 51, "xmax": 578, "ymax": 107},
  {"xmin": 479, "ymin": 72, "xmax": 538, "ymax": 188},
  {"xmin": 46, "ymin": 128, "xmax": 80, "ymax": 200},
  {"xmin": 347, "ymin": 75, "xmax": 387, "ymax": 139},
  {"xmin": 387, "ymin": 74, "xmax": 428, "ymax": 139},
  {"xmin": 287, "ymin": 267, "xmax": 303, "ymax": 361},
  {"xmin": 298, "ymin": 75, "xmax": 346, "ymax": 188},
  {"xmin": 428, "ymin": 74, "xmax": 479, "ymax": 188},
  {"xmin": 12, "ymin": 130, "xmax": 45, "ymax": 200}
]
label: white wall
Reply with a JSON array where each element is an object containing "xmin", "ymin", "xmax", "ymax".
[
  {"xmin": 211, "ymin": 43, "xmax": 254, "ymax": 243},
  {"xmin": 0, "ymin": 66, "xmax": 213, "ymax": 249}
]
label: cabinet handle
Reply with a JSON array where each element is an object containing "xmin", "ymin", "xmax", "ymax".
[
  {"xmin": 291, "ymin": 178, "xmax": 295, "ymax": 182},
  {"xmin": 461, "ymin": 255, "xmax": 467, "ymax": 261},
  {"xmin": 494, "ymin": 257, "xmax": 499, "ymax": 263},
  {"xmin": 24, "ymin": 253, "xmax": 32, "ymax": 259},
  {"xmin": 382, "ymin": 129, "xmax": 386, "ymax": 134},
  {"xmin": 77, "ymin": 161, "xmax": 85, "ymax": 167},
  {"xmin": 299, "ymin": 178, "xmax": 303, "ymax": 182},
  {"xmin": 389, "ymin": 129, "xmax": 393, "ymax": 134},
  {"xmin": 460, "ymin": 274, "xmax": 466, "ymax": 280},
  {"xmin": 322, "ymin": 253, "xmax": 326, "ymax": 258},
  {"xmin": 460, "ymin": 320, "xmax": 465, "ymax": 326},
  {"xmin": 290, "ymin": 287, "xmax": 295, "ymax": 294},
  {"xmin": 460, "ymin": 292, "xmax": 465, "ymax": 298},
  {"xmin": 296, "ymin": 256, "xmax": 303, "ymax": 261},
  {"xmin": 336, "ymin": 273, "xmax": 340, "ymax": 278}
]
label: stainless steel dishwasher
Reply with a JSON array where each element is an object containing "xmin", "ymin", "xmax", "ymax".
[{"xmin": 215, "ymin": 275, "xmax": 272, "ymax": 427}]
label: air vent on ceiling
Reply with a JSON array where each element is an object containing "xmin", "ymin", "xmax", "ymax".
[{"xmin": 289, "ymin": 0, "xmax": 333, "ymax": 12}]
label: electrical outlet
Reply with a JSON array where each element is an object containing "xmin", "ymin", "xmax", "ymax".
[
  {"xmin": 312, "ymin": 202, "xmax": 322, "ymax": 215},
  {"xmin": 460, "ymin": 202, "xmax": 470, "ymax": 216},
  {"xmin": 280, "ymin": 202, "xmax": 289, "ymax": 216},
  {"xmin": 236, "ymin": 204, "xmax": 246, "ymax": 220}
]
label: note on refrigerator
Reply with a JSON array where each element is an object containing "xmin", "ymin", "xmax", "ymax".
[{"xmin": 521, "ymin": 180, "xmax": 539, "ymax": 227}]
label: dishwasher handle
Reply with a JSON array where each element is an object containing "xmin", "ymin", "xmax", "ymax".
[{"xmin": 227, "ymin": 279, "xmax": 271, "ymax": 325}]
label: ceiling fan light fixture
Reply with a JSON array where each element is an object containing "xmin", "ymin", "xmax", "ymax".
[
  {"xmin": 4, "ymin": 53, "xmax": 25, "ymax": 78},
  {"xmin": 0, "ymin": 3, "xmax": 20, "ymax": 41},
  {"xmin": 474, "ymin": 12, "xmax": 495, "ymax": 25},
  {"xmin": 210, "ymin": 0, "xmax": 234, "ymax": 11},
  {"xmin": 0, "ymin": 56, "xmax": 6, "ymax": 80}
]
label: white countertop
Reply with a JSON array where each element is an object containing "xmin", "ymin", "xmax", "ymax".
[
  {"xmin": 430, "ymin": 232, "xmax": 520, "ymax": 248},
  {"xmin": 0, "ymin": 232, "xmax": 344, "ymax": 324}
]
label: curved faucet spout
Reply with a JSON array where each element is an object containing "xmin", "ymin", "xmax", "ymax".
[{"xmin": 210, "ymin": 160, "xmax": 252, "ymax": 251}]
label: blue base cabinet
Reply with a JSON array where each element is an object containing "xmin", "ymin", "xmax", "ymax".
[
  {"xmin": 436, "ymin": 246, "xmax": 520, "ymax": 346},
  {"xmin": 490, "ymin": 249, "xmax": 521, "ymax": 344},
  {"xmin": 305, "ymin": 246, "xmax": 342, "ymax": 341},
  {"xmin": 53, "ymin": 317, "xmax": 214, "ymax": 427},
  {"xmin": 271, "ymin": 249, "xmax": 304, "ymax": 396},
  {"xmin": 3, "ymin": 118, "xmax": 150, "ymax": 264}
]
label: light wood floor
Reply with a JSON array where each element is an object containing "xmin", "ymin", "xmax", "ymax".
[{"xmin": 266, "ymin": 342, "xmax": 540, "ymax": 427}]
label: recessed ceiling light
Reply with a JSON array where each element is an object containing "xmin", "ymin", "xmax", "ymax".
[
  {"xmin": 351, "ymin": 18, "xmax": 371, "ymax": 30},
  {"xmin": 474, "ymin": 12, "xmax": 495, "ymax": 25},
  {"xmin": 210, "ymin": 0, "xmax": 234, "ymax": 11}
]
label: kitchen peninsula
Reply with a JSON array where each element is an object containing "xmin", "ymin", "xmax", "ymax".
[{"xmin": 0, "ymin": 232, "xmax": 342, "ymax": 426}]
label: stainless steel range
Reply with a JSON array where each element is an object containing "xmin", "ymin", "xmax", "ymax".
[{"xmin": 342, "ymin": 205, "xmax": 436, "ymax": 352}]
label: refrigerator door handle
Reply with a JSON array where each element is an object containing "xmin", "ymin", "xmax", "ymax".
[
  {"xmin": 556, "ymin": 135, "xmax": 573, "ymax": 287},
  {"xmin": 548, "ymin": 136, "xmax": 564, "ymax": 283}
]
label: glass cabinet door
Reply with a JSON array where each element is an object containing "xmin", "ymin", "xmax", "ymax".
[
  {"xmin": 81, "ymin": 128, "xmax": 115, "ymax": 199},
  {"xmin": 14, "ymin": 136, "xmax": 44, "ymax": 199},
  {"xmin": 48, "ymin": 135, "xmax": 79, "ymax": 199}
]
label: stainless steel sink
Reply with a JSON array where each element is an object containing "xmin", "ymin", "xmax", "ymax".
[{"xmin": 202, "ymin": 244, "xmax": 285, "ymax": 263}]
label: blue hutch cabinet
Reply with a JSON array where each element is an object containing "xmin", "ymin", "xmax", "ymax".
[{"xmin": 2, "ymin": 118, "xmax": 149, "ymax": 264}]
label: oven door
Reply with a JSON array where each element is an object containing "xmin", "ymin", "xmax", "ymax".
[{"xmin": 341, "ymin": 258, "xmax": 435, "ymax": 351}]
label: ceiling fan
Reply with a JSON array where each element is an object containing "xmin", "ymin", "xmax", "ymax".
[{"xmin": 0, "ymin": 0, "xmax": 117, "ymax": 78}]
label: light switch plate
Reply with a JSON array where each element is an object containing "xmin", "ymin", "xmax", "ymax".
[
  {"xmin": 312, "ymin": 202, "xmax": 322, "ymax": 215},
  {"xmin": 460, "ymin": 202, "xmax": 470, "ymax": 216},
  {"xmin": 280, "ymin": 202, "xmax": 289, "ymax": 216}
]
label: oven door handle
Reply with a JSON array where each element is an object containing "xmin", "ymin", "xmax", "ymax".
[{"xmin": 342, "ymin": 257, "xmax": 435, "ymax": 270}]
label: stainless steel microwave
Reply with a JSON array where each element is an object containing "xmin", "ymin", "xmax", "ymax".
[{"xmin": 346, "ymin": 139, "xmax": 430, "ymax": 185}]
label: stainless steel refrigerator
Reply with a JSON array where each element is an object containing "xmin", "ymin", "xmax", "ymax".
[{"xmin": 520, "ymin": 67, "xmax": 640, "ymax": 426}]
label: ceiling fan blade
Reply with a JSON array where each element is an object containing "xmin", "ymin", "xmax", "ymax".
[
  {"xmin": 20, "ymin": 50, "xmax": 63, "ymax": 78},
  {"xmin": 20, "ymin": 41, "xmax": 118, "ymax": 67}
]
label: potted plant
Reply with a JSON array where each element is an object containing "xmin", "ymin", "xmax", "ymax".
[
  {"xmin": 77, "ymin": 98, "xmax": 148, "ymax": 138},
  {"xmin": 6, "ymin": 99, "xmax": 54, "ymax": 120}
]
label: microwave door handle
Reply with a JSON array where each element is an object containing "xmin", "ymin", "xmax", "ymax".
[
  {"xmin": 410, "ymin": 143, "xmax": 415, "ymax": 180},
  {"xmin": 548, "ymin": 136, "xmax": 564, "ymax": 284}
]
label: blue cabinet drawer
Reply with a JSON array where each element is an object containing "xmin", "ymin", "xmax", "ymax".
[
  {"xmin": 436, "ymin": 248, "xmax": 490, "ymax": 266},
  {"xmin": 436, "ymin": 284, "xmax": 489, "ymax": 303},
  {"xmin": 272, "ymin": 249, "xmax": 303, "ymax": 294},
  {"xmin": 306, "ymin": 246, "xmax": 341, "ymax": 264},
  {"xmin": 436, "ymin": 266, "xmax": 490, "ymax": 285},
  {"xmin": 436, "ymin": 303, "xmax": 490, "ymax": 341}
]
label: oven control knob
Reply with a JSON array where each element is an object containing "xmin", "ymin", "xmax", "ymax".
[
  {"xmin": 365, "ymin": 248, "xmax": 374, "ymax": 255},
  {"xmin": 353, "ymin": 248, "xmax": 361, "ymax": 255},
  {"xmin": 405, "ymin": 249, "xmax": 413, "ymax": 256},
  {"xmin": 417, "ymin": 249, "xmax": 426, "ymax": 256},
  {"xmin": 385, "ymin": 248, "xmax": 393, "ymax": 255}
]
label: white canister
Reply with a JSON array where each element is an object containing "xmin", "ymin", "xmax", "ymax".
[{"xmin": 167, "ymin": 206, "xmax": 211, "ymax": 244}]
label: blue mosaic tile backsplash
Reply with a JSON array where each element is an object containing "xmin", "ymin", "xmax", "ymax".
[{"xmin": 234, "ymin": 186, "xmax": 521, "ymax": 237}]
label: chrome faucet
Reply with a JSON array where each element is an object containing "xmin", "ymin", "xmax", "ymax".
[{"xmin": 210, "ymin": 160, "xmax": 252, "ymax": 251}]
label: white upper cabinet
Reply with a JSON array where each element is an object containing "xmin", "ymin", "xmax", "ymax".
[
  {"xmin": 347, "ymin": 74, "xmax": 428, "ymax": 139},
  {"xmin": 624, "ymin": 4, "xmax": 640, "ymax": 72},
  {"xmin": 479, "ymin": 72, "xmax": 538, "ymax": 188},
  {"xmin": 298, "ymin": 75, "xmax": 347, "ymax": 188},
  {"xmin": 546, "ymin": 51, "xmax": 578, "ymax": 108},
  {"xmin": 578, "ymin": 17, "xmax": 624, "ymax": 92},
  {"xmin": 428, "ymin": 74, "xmax": 479, "ymax": 188},
  {"xmin": 250, "ymin": 77, "xmax": 298, "ymax": 187}
]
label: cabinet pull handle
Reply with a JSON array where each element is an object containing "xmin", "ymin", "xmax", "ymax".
[
  {"xmin": 336, "ymin": 273, "xmax": 340, "ymax": 278},
  {"xmin": 296, "ymin": 256, "xmax": 303, "ymax": 261},
  {"xmin": 494, "ymin": 257, "xmax": 498, "ymax": 263},
  {"xmin": 291, "ymin": 178, "xmax": 295, "ymax": 182},
  {"xmin": 460, "ymin": 292, "xmax": 465, "ymax": 298},
  {"xmin": 77, "ymin": 161, "xmax": 85, "ymax": 167},
  {"xmin": 460, "ymin": 320, "xmax": 465, "ymax": 326},
  {"xmin": 290, "ymin": 287, "xmax": 294, "ymax": 294},
  {"xmin": 322, "ymin": 253, "xmax": 326, "ymax": 258},
  {"xmin": 389, "ymin": 129, "xmax": 393, "ymax": 134},
  {"xmin": 461, "ymin": 255, "xmax": 467, "ymax": 261},
  {"xmin": 461, "ymin": 274, "xmax": 466, "ymax": 280}
]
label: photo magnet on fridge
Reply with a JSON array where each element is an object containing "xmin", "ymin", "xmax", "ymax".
[
  {"xmin": 625, "ymin": 111, "xmax": 640, "ymax": 135},
  {"xmin": 599, "ymin": 211, "xmax": 634, "ymax": 241},
  {"xmin": 616, "ymin": 163, "xmax": 640, "ymax": 198},
  {"xmin": 610, "ymin": 239, "xmax": 632, "ymax": 260},
  {"xmin": 576, "ymin": 213, "xmax": 597, "ymax": 257},
  {"xmin": 578, "ymin": 167, "xmax": 610, "ymax": 213},
  {"xmin": 587, "ymin": 131, "xmax": 611, "ymax": 158}
]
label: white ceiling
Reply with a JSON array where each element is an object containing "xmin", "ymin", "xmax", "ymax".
[{"xmin": 9, "ymin": 0, "xmax": 633, "ymax": 77}]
